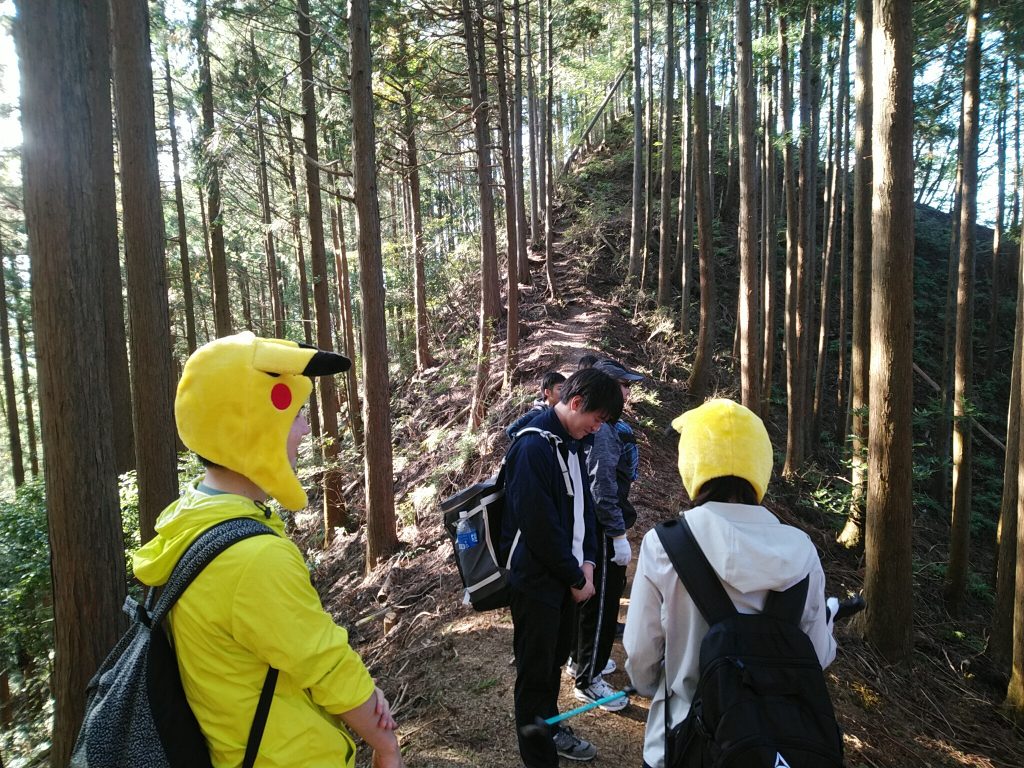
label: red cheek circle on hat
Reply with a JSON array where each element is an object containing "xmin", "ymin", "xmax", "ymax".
[{"xmin": 270, "ymin": 383, "xmax": 292, "ymax": 411}]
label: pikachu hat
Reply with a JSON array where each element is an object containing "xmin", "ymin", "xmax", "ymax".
[
  {"xmin": 671, "ymin": 398, "xmax": 773, "ymax": 503},
  {"xmin": 175, "ymin": 332, "xmax": 350, "ymax": 510}
]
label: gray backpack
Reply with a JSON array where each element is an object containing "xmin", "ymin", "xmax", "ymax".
[{"xmin": 71, "ymin": 517, "xmax": 278, "ymax": 768}]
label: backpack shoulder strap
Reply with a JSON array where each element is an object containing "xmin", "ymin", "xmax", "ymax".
[
  {"xmin": 511, "ymin": 427, "xmax": 572, "ymax": 496},
  {"xmin": 762, "ymin": 575, "xmax": 810, "ymax": 624},
  {"xmin": 151, "ymin": 517, "xmax": 276, "ymax": 625},
  {"xmin": 654, "ymin": 516, "xmax": 736, "ymax": 625}
]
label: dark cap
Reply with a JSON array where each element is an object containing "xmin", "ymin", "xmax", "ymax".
[{"xmin": 593, "ymin": 358, "xmax": 644, "ymax": 383}]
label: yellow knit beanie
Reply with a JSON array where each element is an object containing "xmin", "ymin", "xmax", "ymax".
[
  {"xmin": 671, "ymin": 398, "xmax": 773, "ymax": 502},
  {"xmin": 175, "ymin": 332, "xmax": 349, "ymax": 510}
]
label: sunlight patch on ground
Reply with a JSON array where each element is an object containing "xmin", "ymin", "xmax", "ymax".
[{"xmin": 914, "ymin": 735, "xmax": 999, "ymax": 767}]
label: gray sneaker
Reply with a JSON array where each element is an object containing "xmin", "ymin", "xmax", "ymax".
[{"xmin": 552, "ymin": 726, "xmax": 598, "ymax": 762}]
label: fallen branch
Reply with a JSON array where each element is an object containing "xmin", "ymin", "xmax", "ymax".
[{"xmin": 912, "ymin": 362, "xmax": 1005, "ymax": 452}]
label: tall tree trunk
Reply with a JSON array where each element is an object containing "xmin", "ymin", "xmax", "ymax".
[
  {"xmin": 736, "ymin": 0, "xmax": 760, "ymax": 411},
  {"xmin": 85, "ymin": 0, "xmax": 134, "ymax": 476},
  {"xmin": 944, "ymin": 0, "xmax": 982, "ymax": 614},
  {"xmin": 111, "ymin": 0, "xmax": 179, "ymax": 543},
  {"xmin": 863, "ymin": 0, "xmax": 914, "ymax": 661},
  {"xmin": 463, "ymin": 0, "xmax": 501, "ymax": 430},
  {"xmin": 627, "ymin": 0, "xmax": 645, "ymax": 285},
  {"xmin": 781, "ymin": 9, "xmax": 801, "ymax": 477},
  {"xmin": 987, "ymin": 51, "xmax": 1008, "ymax": 378},
  {"xmin": 495, "ymin": 0, "xmax": 520, "ymax": 381},
  {"xmin": 1005, "ymin": 233, "xmax": 1024, "ymax": 720},
  {"xmin": 331, "ymin": 198, "xmax": 364, "ymax": 449},
  {"xmin": 15, "ymin": 2, "xmax": 127, "ymax": 761},
  {"xmin": 838, "ymin": 0, "xmax": 872, "ymax": 548},
  {"xmin": 935, "ymin": 121, "xmax": 964, "ymax": 506},
  {"xmin": 512, "ymin": 0, "xmax": 532, "ymax": 286},
  {"xmin": 656, "ymin": 0, "xmax": 676, "ymax": 309},
  {"xmin": 760, "ymin": 3, "xmax": 777, "ymax": 414},
  {"xmin": 252, "ymin": 40, "xmax": 284, "ymax": 341},
  {"xmin": 993, "ymin": 217, "xmax": 1024, "ymax": 671},
  {"xmin": 350, "ymin": 0, "xmax": 398, "ymax": 568},
  {"xmin": 812, "ymin": 0, "xmax": 850, "ymax": 439},
  {"xmin": 676, "ymin": 0, "xmax": 694, "ymax": 337},
  {"xmin": 195, "ymin": 0, "xmax": 232, "ymax": 337},
  {"xmin": 164, "ymin": 56, "xmax": 197, "ymax": 354},
  {"xmin": 641, "ymin": 0, "xmax": 656, "ymax": 291},
  {"xmin": 297, "ymin": 0, "xmax": 346, "ymax": 539},
  {"xmin": 687, "ymin": 0, "xmax": 714, "ymax": 401},
  {"xmin": 283, "ymin": 114, "xmax": 321, "ymax": 440},
  {"xmin": 526, "ymin": 0, "xmax": 541, "ymax": 248},
  {"xmin": 15, "ymin": 304, "xmax": 38, "ymax": 477},
  {"xmin": 542, "ymin": 0, "xmax": 558, "ymax": 299},
  {"xmin": 835, "ymin": 3, "xmax": 852, "ymax": 443},
  {"xmin": 0, "ymin": 236, "xmax": 23, "ymax": 487},
  {"xmin": 399, "ymin": 36, "xmax": 436, "ymax": 374}
]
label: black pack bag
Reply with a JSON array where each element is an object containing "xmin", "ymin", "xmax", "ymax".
[
  {"xmin": 71, "ymin": 517, "xmax": 280, "ymax": 768},
  {"xmin": 655, "ymin": 517, "xmax": 844, "ymax": 768},
  {"xmin": 440, "ymin": 427, "xmax": 570, "ymax": 611}
]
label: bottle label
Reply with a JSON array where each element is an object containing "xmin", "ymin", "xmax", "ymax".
[{"xmin": 457, "ymin": 527, "xmax": 479, "ymax": 551}]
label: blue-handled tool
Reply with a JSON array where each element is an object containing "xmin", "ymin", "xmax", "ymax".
[{"xmin": 519, "ymin": 686, "xmax": 635, "ymax": 739}]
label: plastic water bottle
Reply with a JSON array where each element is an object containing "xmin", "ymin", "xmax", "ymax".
[{"xmin": 456, "ymin": 513, "xmax": 479, "ymax": 551}]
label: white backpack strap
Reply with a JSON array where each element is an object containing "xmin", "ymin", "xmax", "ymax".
[{"xmin": 514, "ymin": 427, "xmax": 573, "ymax": 496}]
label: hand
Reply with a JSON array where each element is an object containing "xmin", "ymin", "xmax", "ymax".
[
  {"xmin": 371, "ymin": 748, "xmax": 405, "ymax": 768},
  {"xmin": 571, "ymin": 577, "xmax": 596, "ymax": 603},
  {"xmin": 611, "ymin": 536, "xmax": 631, "ymax": 566},
  {"xmin": 372, "ymin": 687, "xmax": 397, "ymax": 731}
]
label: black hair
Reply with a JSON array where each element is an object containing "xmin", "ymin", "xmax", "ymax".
[
  {"xmin": 692, "ymin": 476, "xmax": 759, "ymax": 507},
  {"xmin": 559, "ymin": 368, "xmax": 624, "ymax": 422},
  {"xmin": 577, "ymin": 354, "xmax": 598, "ymax": 370},
  {"xmin": 196, "ymin": 454, "xmax": 223, "ymax": 470},
  {"xmin": 541, "ymin": 371, "xmax": 566, "ymax": 392}
]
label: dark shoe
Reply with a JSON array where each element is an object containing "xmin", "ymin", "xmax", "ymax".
[{"xmin": 553, "ymin": 725, "xmax": 598, "ymax": 761}]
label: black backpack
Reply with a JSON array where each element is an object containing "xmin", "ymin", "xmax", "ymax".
[
  {"xmin": 440, "ymin": 427, "xmax": 570, "ymax": 610},
  {"xmin": 71, "ymin": 517, "xmax": 280, "ymax": 768},
  {"xmin": 655, "ymin": 517, "xmax": 844, "ymax": 768}
]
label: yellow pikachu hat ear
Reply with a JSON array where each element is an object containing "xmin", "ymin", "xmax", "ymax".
[
  {"xmin": 176, "ymin": 332, "xmax": 350, "ymax": 510},
  {"xmin": 672, "ymin": 398, "xmax": 773, "ymax": 503}
]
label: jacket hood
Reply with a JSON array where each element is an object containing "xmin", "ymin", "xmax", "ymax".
[
  {"xmin": 132, "ymin": 479, "xmax": 286, "ymax": 587},
  {"xmin": 685, "ymin": 501, "xmax": 814, "ymax": 593}
]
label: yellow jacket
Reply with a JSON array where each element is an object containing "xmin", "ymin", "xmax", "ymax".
[{"xmin": 133, "ymin": 482, "xmax": 375, "ymax": 767}]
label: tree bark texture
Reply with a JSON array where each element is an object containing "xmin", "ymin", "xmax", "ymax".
[
  {"xmin": 0, "ymin": 238, "xmax": 23, "ymax": 487},
  {"xmin": 85, "ymin": 0, "xmax": 134, "ymax": 476},
  {"xmin": 350, "ymin": 0, "xmax": 399, "ymax": 568},
  {"xmin": 15, "ymin": 1, "xmax": 128, "ymax": 760},
  {"xmin": 863, "ymin": 0, "xmax": 914, "ymax": 662},
  {"xmin": 111, "ymin": 0, "xmax": 179, "ymax": 543},
  {"xmin": 736, "ymin": 0, "xmax": 760, "ymax": 412},
  {"xmin": 627, "ymin": 0, "xmax": 645, "ymax": 286},
  {"xmin": 839, "ymin": 0, "xmax": 872, "ymax": 549},
  {"xmin": 195, "ymin": 0, "xmax": 232, "ymax": 337},
  {"xmin": 944, "ymin": 0, "xmax": 982, "ymax": 614},
  {"xmin": 656, "ymin": 0, "xmax": 675, "ymax": 309},
  {"xmin": 297, "ymin": 0, "xmax": 346, "ymax": 539},
  {"xmin": 164, "ymin": 56, "xmax": 198, "ymax": 353},
  {"xmin": 993, "ymin": 217, "xmax": 1024, "ymax": 671},
  {"xmin": 686, "ymin": 0, "xmax": 714, "ymax": 401}
]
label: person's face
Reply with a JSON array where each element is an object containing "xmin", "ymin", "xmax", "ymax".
[
  {"xmin": 545, "ymin": 383, "xmax": 563, "ymax": 407},
  {"xmin": 562, "ymin": 395, "xmax": 607, "ymax": 439},
  {"xmin": 287, "ymin": 407, "xmax": 311, "ymax": 468},
  {"xmin": 618, "ymin": 380, "xmax": 631, "ymax": 405}
]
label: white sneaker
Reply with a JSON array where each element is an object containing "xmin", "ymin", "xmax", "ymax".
[{"xmin": 573, "ymin": 676, "xmax": 629, "ymax": 712}]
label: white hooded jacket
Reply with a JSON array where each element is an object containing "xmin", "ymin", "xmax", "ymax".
[{"xmin": 623, "ymin": 501, "xmax": 837, "ymax": 768}]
